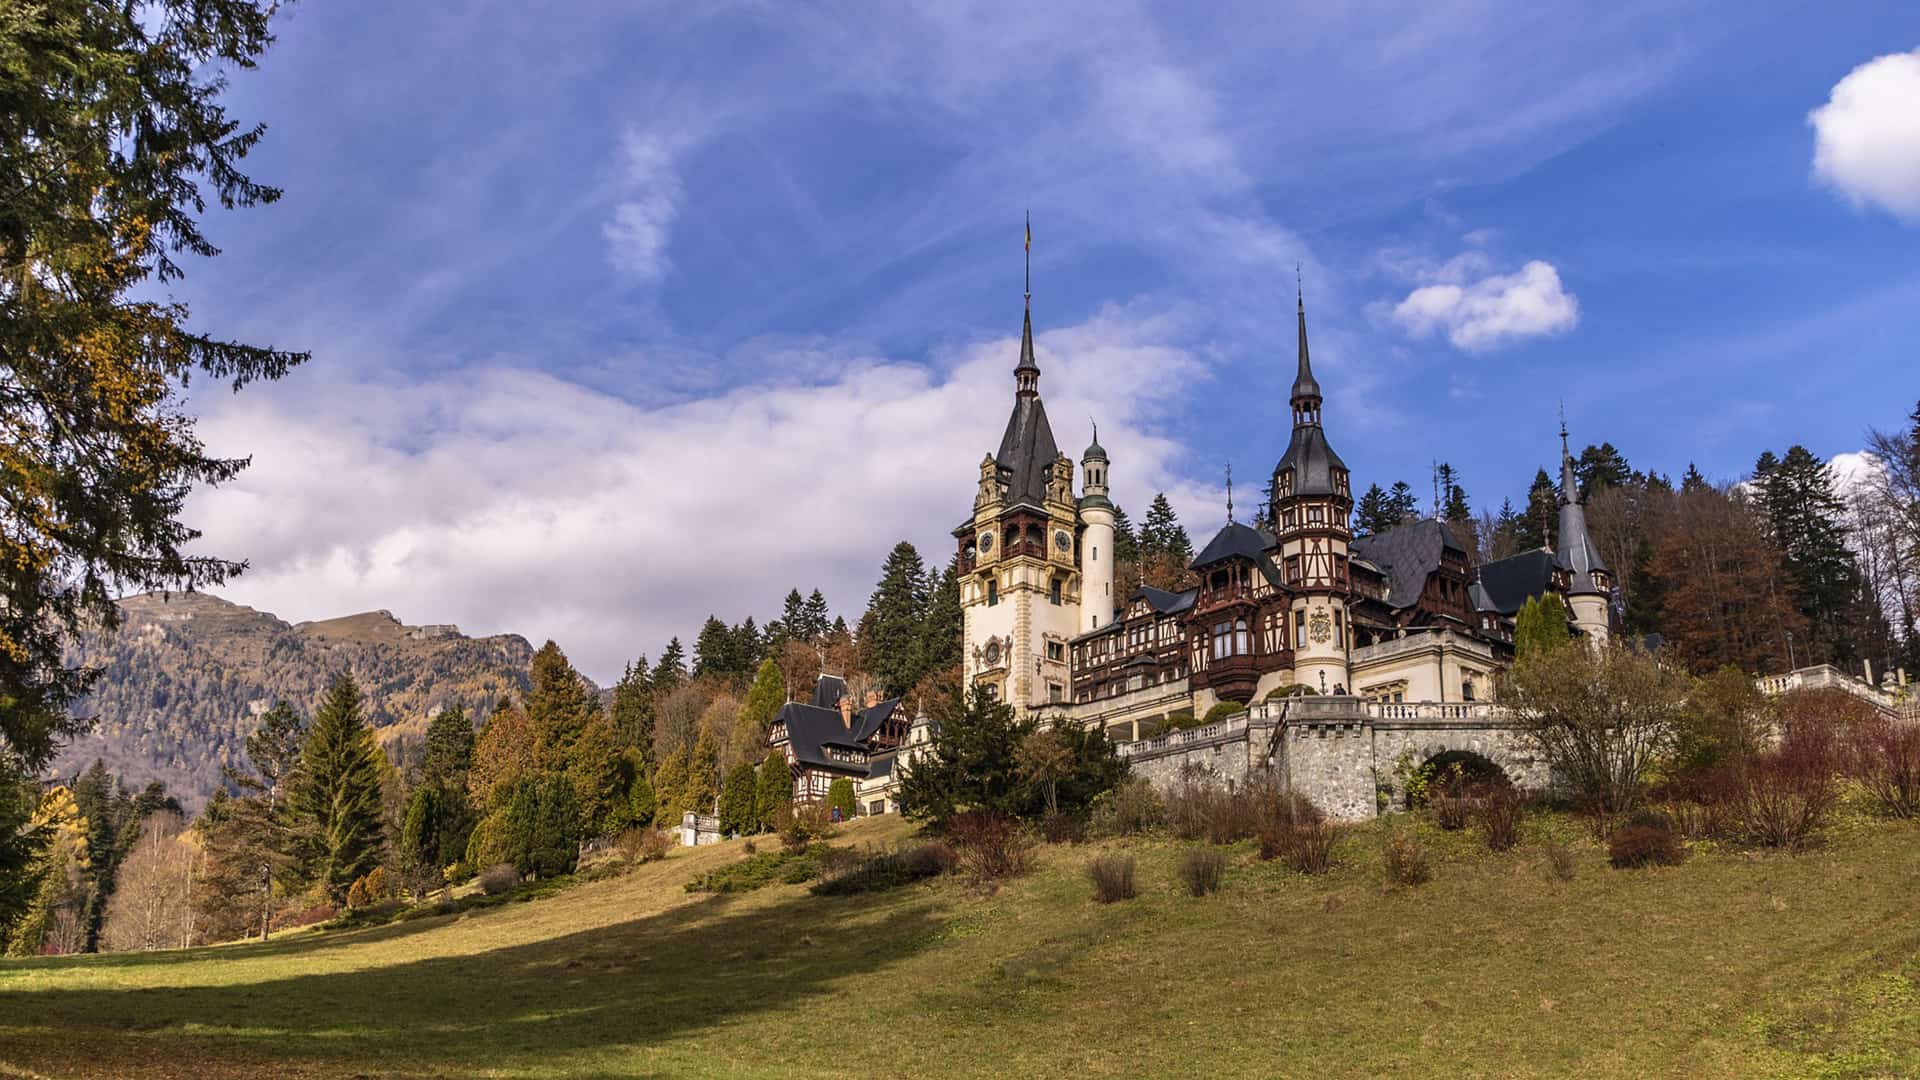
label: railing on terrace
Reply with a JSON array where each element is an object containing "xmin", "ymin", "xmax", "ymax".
[{"xmin": 1118, "ymin": 698, "xmax": 1519, "ymax": 757}]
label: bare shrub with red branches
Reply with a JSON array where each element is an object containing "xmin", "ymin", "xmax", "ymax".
[{"xmin": 1845, "ymin": 718, "xmax": 1920, "ymax": 819}]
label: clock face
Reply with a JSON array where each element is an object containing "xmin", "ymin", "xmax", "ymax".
[
  {"xmin": 983, "ymin": 640, "xmax": 1001, "ymax": 665},
  {"xmin": 978, "ymin": 533, "xmax": 993, "ymax": 551},
  {"xmin": 1055, "ymin": 530, "xmax": 1072, "ymax": 551}
]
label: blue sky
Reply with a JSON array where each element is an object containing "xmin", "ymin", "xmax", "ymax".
[{"xmin": 175, "ymin": 1, "xmax": 1920, "ymax": 681}]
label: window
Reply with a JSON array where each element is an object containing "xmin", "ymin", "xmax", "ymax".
[
  {"xmin": 1283, "ymin": 508, "xmax": 1297, "ymax": 528},
  {"xmin": 987, "ymin": 578, "xmax": 999, "ymax": 606},
  {"xmin": 983, "ymin": 683, "xmax": 1000, "ymax": 701},
  {"xmin": 1050, "ymin": 577, "xmax": 1063, "ymax": 605},
  {"xmin": 1235, "ymin": 618, "xmax": 1250, "ymax": 656},
  {"xmin": 1210, "ymin": 618, "xmax": 1249, "ymax": 660},
  {"xmin": 1334, "ymin": 610, "xmax": 1345, "ymax": 647},
  {"xmin": 1285, "ymin": 555, "xmax": 1301, "ymax": 584},
  {"xmin": 1046, "ymin": 641, "xmax": 1064, "ymax": 663},
  {"xmin": 1048, "ymin": 681, "xmax": 1064, "ymax": 703},
  {"xmin": 1308, "ymin": 505, "xmax": 1323, "ymax": 524},
  {"xmin": 1462, "ymin": 677, "xmax": 1476, "ymax": 702},
  {"xmin": 1294, "ymin": 609, "xmax": 1306, "ymax": 642}
]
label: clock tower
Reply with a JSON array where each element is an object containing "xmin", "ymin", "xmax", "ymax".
[{"xmin": 1270, "ymin": 290, "xmax": 1354, "ymax": 694}]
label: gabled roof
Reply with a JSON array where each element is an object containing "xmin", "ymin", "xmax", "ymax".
[
  {"xmin": 810, "ymin": 674, "xmax": 847, "ymax": 709},
  {"xmin": 1351, "ymin": 518, "xmax": 1464, "ymax": 610},
  {"xmin": 1191, "ymin": 521, "xmax": 1272, "ymax": 569},
  {"xmin": 1474, "ymin": 549, "xmax": 1562, "ymax": 616},
  {"xmin": 772, "ymin": 697, "xmax": 900, "ymax": 775},
  {"xmin": 1133, "ymin": 585, "xmax": 1196, "ymax": 615}
]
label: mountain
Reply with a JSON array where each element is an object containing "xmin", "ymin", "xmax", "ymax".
[{"xmin": 56, "ymin": 592, "xmax": 541, "ymax": 811}]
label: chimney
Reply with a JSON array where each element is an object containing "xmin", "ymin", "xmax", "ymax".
[{"xmin": 839, "ymin": 695, "xmax": 854, "ymax": 730}]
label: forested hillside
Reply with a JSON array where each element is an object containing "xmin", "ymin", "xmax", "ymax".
[{"xmin": 55, "ymin": 593, "xmax": 538, "ymax": 810}]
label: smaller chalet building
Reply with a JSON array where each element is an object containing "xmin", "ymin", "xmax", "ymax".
[{"xmin": 767, "ymin": 675, "xmax": 905, "ymax": 805}]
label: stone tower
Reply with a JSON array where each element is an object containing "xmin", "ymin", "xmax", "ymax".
[
  {"xmin": 1271, "ymin": 291, "xmax": 1354, "ymax": 694},
  {"xmin": 1079, "ymin": 426, "xmax": 1116, "ymax": 633},
  {"xmin": 1555, "ymin": 422, "xmax": 1613, "ymax": 645},
  {"xmin": 957, "ymin": 286, "xmax": 1082, "ymax": 713}
]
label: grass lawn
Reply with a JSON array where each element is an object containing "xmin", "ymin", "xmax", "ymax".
[{"xmin": 2, "ymin": 811, "xmax": 1917, "ymax": 1079}]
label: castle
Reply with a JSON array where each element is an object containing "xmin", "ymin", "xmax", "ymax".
[{"xmin": 956, "ymin": 285, "xmax": 1611, "ymax": 743}]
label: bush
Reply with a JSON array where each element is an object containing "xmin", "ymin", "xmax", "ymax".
[
  {"xmin": 1846, "ymin": 718, "xmax": 1920, "ymax": 818},
  {"xmin": 1201, "ymin": 700, "xmax": 1247, "ymax": 724},
  {"xmin": 1263, "ymin": 818, "xmax": 1338, "ymax": 874},
  {"xmin": 362, "ymin": 866, "xmax": 392, "ymax": 901},
  {"xmin": 614, "ymin": 828, "xmax": 670, "ymax": 865},
  {"xmin": 776, "ymin": 800, "xmax": 836, "ymax": 853},
  {"xmin": 1383, "ymin": 832, "xmax": 1430, "ymax": 887},
  {"xmin": 811, "ymin": 841, "xmax": 956, "ymax": 897},
  {"xmin": 1165, "ymin": 769, "xmax": 1259, "ymax": 844},
  {"xmin": 1040, "ymin": 810, "xmax": 1086, "ymax": 845},
  {"xmin": 345, "ymin": 877, "xmax": 370, "ymax": 910},
  {"xmin": 478, "ymin": 864, "xmax": 520, "ymax": 896},
  {"xmin": 826, "ymin": 778, "xmax": 857, "ymax": 820},
  {"xmin": 1731, "ymin": 733, "xmax": 1838, "ymax": 850},
  {"xmin": 1608, "ymin": 811, "xmax": 1686, "ymax": 869},
  {"xmin": 686, "ymin": 846, "xmax": 821, "ymax": 894},
  {"xmin": 1178, "ymin": 848, "xmax": 1226, "ymax": 897},
  {"xmin": 1089, "ymin": 776, "xmax": 1164, "ymax": 837},
  {"xmin": 1475, "ymin": 785, "xmax": 1525, "ymax": 852},
  {"xmin": 947, "ymin": 810, "xmax": 1034, "ymax": 885},
  {"xmin": 1086, "ymin": 853, "xmax": 1137, "ymax": 903},
  {"xmin": 1542, "ymin": 842, "xmax": 1577, "ymax": 882}
]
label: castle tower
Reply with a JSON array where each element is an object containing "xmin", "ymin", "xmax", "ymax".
[
  {"xmin": 1079, "ymin": 425, "xmax": 1116, "ymax": 632},
  {"xmin": 955, "ymin": 254, "xmax": 1081, "ymax": 713},
  {"xmin": 1271, "ymin": 290, "xmax": 1354, "ymax": 693},
  {"xmin": 1556, "ymin": 422, "xmax": 1613, "ymax": 645}
]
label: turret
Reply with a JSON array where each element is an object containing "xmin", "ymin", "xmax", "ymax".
[
  {"xmin": 1556, "ymin": 421, "xmax": 1613, "ymax": 645},
  {"xmin": 1272, "ymin": 288, "xmax": 1353, "ymax": 693},
  {"xmin": 1079, "ymin": 424, "xmax": 1115, "ymax": 631}
]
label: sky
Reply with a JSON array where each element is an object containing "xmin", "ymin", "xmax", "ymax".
[{"xmin": 170, "ymin": 1, "xmax": 1920, "ymax": 683}]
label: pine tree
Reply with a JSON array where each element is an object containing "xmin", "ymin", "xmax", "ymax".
[
  {"xmin": 1515, "ymin": 469, "xmax": 1557, "ymax": 550},
  {"xmin": 1353, "ymin": 483, "xmax": 1392, "ymax": 536},
  {"xmin": 684, "ymin": 731, "xmax": 721, "ymax": 819},
  {"xmin": 567, "ymin": 711, "xmax": 625, "ymax": 838},
  {"xmin": 803, "ymin": 591, "xmax": 832, "ymax": 642},
  {"xmin": 1576, "ymin": 443, "xmax": 1634, "ymax": 498},
  {"xmin": 864, "ymin": 542, "xmax": 931, "ymax": 696},
  {"xmin": 0, "ymin": 0, "xmax": 306, "ymax": 779},
  {"xmin": 422, "ymin": 706, "xmax": 474, "ymax": 791},
  {"xmin": 730, "ymin": 660, "xmax": 786, "ymax": 767},
  {"xmin": 1111, "ymin": 505, "xmax": 1140, "ymax": 563},
  {"xmin": 608, "ymin": 660, "xmax": 654, "ymax": 755},
  {"xmin": 755, "ymin": 750, "xmax": 791, "ymax": 831},
  {"xmin": 718, "ymin": 762, "xmax": 759, "ymax": 836},
  {"xmin": 1384, "ymin": 481, "xmax": 1420, "ymax": 527},
  {"xmin": 1141, "ymin": 494, "xmax": 1193, "ymax": 562},
  {"xmin": 919, "ymin": 558, "xmax": 965, "ymax": 680},
  {"xmin": 770, "ymin": 588, "xmax": 808, "ymax": 648},
  {"xmin": 651, "ymin": 639, "xmax": 688, "ymax": 691},
  {"xmin": 526, "ymin": 642, "xmax": 597, "ymax": 771},
  {"xmin": 210, "ymin": 700, "xmax": 310, "ymax": 939},
  {"xmin": 651, "ymin": 747, "xmax": 690, "ymax": 828},
  {"xmin": 294, "ymin": 675, "xmax": 386, "ymax": 901},
  {"xmin": 692, "ymin": 616, "xmax": 737, "ymax": 679},
  {"xmin": 1753, "ymin": 446, "xmax": 1862, "ymax": 662},
  {"xmin": 498, "ymin": 773, "xmax": 581, "ymax": 879},
  {"xmin": 733, "ymin": 617, "xmax": 763, "ymax": 672}
]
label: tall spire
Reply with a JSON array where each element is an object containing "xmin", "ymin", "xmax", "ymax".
[
  {"xmin": 1225, "ymin": 462, "xmax": 1235, "ymax": 524},
  {"xmin": 1014, "ymin": 214, "xmax": 1039, "ymax": 397},
  {"xmin": 1558, "ymin": 411, "xmax": 1577, "ymax": 507},
  {"xmin": 1290, "ymin": 271, "xmax": 1322, "ymax": 426}
]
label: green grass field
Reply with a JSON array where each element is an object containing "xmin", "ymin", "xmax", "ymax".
[{"xmin": 3, "ymin": 812, "xmax": 1917, "ymax": 1079}]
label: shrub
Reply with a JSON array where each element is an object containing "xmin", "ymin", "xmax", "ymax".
[
  {"xmin": 947, "ymin": 810, "xmax": 1034, "ymax": 885},
  {"xmin": 901, "ymin": 839, "xmax": 959, "ymax": 878},
  {"xmin": 1201, "ymin": 700, "xmax": 1247, "ymax": 725},
  {"xmin": 362, "ymin": 866, "xmax": 393, "ymax": 901},
  {"xmin": 1086, "ymin": 853, "xmax": 1137, "ymax": 903},
  {"xmin": 1731, "ymin": 733, "xmax": 1838, "ymax": 850},
  {"xmin": 1165, "ymin": 768, "xmax": 1259, "ymax": 844},
  {"xmin": 1608, "ymin": 811, "xmax": 1686, "ymax": 869},
  {"xmin": 1542, "ymin": 842, "xmax": 1577, "ymax": 882},
  {"xmin": 1089, "ymin": 776, "xmax": 1164, "ymax": 837},
  {"xmin": 776, "ymin": 800, "xmax": 836, "ymax": 853},
  {"xmin": 1263, "ymin": 818, "xmax": 1338, "ymax": 875},
  {"xmin": 1475, "ymin": 785, "xmax": 1525, "ymax": 852},
  {"xmin": 614, "ymin": 828, "xmax": 670, "ymax": 865},
  {"xmin": 1178, "ymin": 848, "xmax": 1226, "ymax": 897},
  {"xmin": 1383, "ymin": 832, "xmax": 1430, "ymax": 887},
  {"xmin": 1845, "ymin": 718, "xmax": 1920, "ymax": 818},
  {"xmin": 1040, "ymin": 810, "xmax": 1086, "ymax": 845},
  {"xmin": 478, "ymin": 864, "xmax": 520, "ymax": 896},
  {"xmin": 826, "ymin": 778, "xmax": 857, "ymax": 820},
  {"xmin": 687, "ymin": 846, "xmax": 821, "ymax": 894},
  {"xmin": 345, "ymin": 877, "xmax": 371, "ymax": 910},
  {"xmin": 812, "ymin": 841, "xmax": 957, "ymax": 897}
]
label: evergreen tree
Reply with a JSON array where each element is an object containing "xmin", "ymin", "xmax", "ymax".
[
  {"xmin": 208, "ymin": 700, "xmax": 310, "ymax": 939},
  {"xmin": 498, "ymin": 773, "xmax": 581, "ymax": 879},
  {"xmin": 755, "ymin": 750, "xmax": 791, "ymax": 831},
  {"xmin": 567, "ymin": 711, "xmax": 625, "ymax": 838},
  {"xmin": 1440, "ymin": 465, "xmax": 1471, "ymax": 524},
  {"xmin": 526, "ymin": 641, "xmax": 598, "ymax": 771},
  {"xmin": 730, "ymin": 660, "xmax": 787, "ymax": 767},
  {"xmin": 1514, "ymin": 595, "xmax": 1572, "ymax": 658},
  {"xmin": 651, "ymin": 639, "xmax": 688, "ymax": 691},
  {"xmin": 718, "ymin": 762, "xmax": 759, "ymax": 835},
  {"xmin": 864, "ymin": 542, "xmax": 931, "ymax": 696},
  {"xmin": 692, "ymin": 616, "xmax": 737, "ymax": 679},
  {"xmin": 683, "ymin": 730, "xmax": 721, "ymax": 819},
  {"xmin": 1111, "ymin": 505, "xmax": 1140, "ymax": 563},
  {"xmin": 617, "ymin": 752, "xmax": 656, "ymax": 832},
  {"xmin": 1753, "ymin": 445, "xmax": 1863, "ymax": 661},
  {"xmin": 468, "ymin": 704, "xmax": 534, "ymax": 811},
  {"xmin": 422, "ymin": 706, "xmax": 474, "ymax": 791},
  {"xmin": 803, "ymin": 591, "xmax": 832, "ymax": 642},
  {"xmin": 733, "ymin": 617, "xmax": 763, "ymax": 672},
  {"xmin": 1140, "ymin": 493, "xmax": 1194, "ymax": 562},
  {"xmin": 1680, "ymin": 463, "xmax": 1710, "ymax": 494},
  {"xmin": 1576, "ymin": 443, "xmax": 1634, "ymax": 498},
  {"xmin": 769, "ymin": 588, "xmax": 808, "ymax": 648},
  {"xmin": 1489, "ymin": 498, "xmax": 1523, "ymax": 559},
  {"xmin": 1353, "ymin": 483, "xmax": 1392, "ymax": 536},
  {"xmin": 919, "ymin": 558, "xmax": 965, "ymax": 681},
  {"xmin": 1515, "ymin": 469, "xmax": 1557, "ymax": 550},
  {"xmin": 651, "ymin": 746, "xmax": 690, "ymax": 828},
  {"xmin": 1385, "ymin": 481, "xmax": 1420, "ymax": 526},
  {"xmin": 826, "ymin": 778, "xmax": 857, "ymax": 820},
  {"xmin": 608, "ymin": 659, "xmax": 655, "ymax": 755},
  {"xmin": 0, "ymin": 0, "xmax": 305, "ymax": 779},
  {"xmin": 294, "ymin": 675, "xmax": 386, "ymax": 901}
]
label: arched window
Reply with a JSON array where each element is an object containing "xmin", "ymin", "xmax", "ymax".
[{"xmin": 1235, "ymin": 618, "xmax": 1250, "ymax": 656}]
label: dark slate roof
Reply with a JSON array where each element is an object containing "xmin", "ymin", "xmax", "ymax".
[
  {"xmin": 995, "ymin": 391, "xmax": 1060, "ymax": 508},
  {"xmin": 810, "ymin": 674, "xmax": 847, "ymax": 709},
  {"xmin": 1191, "ymin": 521, "xmax": 1271, "ymax": 569},
  {"xmin": 1134, "ymin": 585, "xmax": 1197, "ymax": 614},
  {"xmin": 773, "ymin": 697, "xmax": 898, "ymax": 775},
  {"xmin": 1474, "ymin": 549, "xmax": 1560, "ymax": 616},
  {"xmin": 1083, "ymin": 421, "xmax": 1107, "ymax": 462},
  {"xmin": 1274, "ymin": 425, "xmax": 1348, "ymax": 497},
  {"xmin": 1291, "ymin": 296, "xmax": 1320, "ymax": 402},
  {"xmin": 1351, "ymin": 519, "xmax": 1463, "ymax": 610},
  {"xmin": 866, "ymin": 752, "xmax": 895, "ymax": 780}
]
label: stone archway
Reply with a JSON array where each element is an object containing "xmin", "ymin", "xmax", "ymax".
[{"xmin": 1405, "ymin": 748, "xmax": 1511, "ymax": 809}]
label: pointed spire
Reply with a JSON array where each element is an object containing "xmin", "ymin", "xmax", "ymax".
[
  {"xmin": 1014, "ymin": 215, "xmax": 1039, "ymax": 397},
  {"xmin": 1290, "ymin": 269, "xmax": 1322, "ymax": 425},
  {"xmin": 1558, "ymin": 412, "xmax": 1578, "ymax": 507}
]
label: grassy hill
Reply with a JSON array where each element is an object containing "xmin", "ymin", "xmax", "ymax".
[
  {"xmin": 2, "ymin": 812, "xmax": 1917, "ymax": 1078},
  {"xmin": 55, "ymin": 592, "xmax": 540, "ymax": 810}
]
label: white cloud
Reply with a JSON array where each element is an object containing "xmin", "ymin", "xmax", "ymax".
[
  {"xmin": 185, "ymin": 307, "xmax": 1205, "ymax": 683},
  {"xmin": 1809, "ymin": 48, "xmax": 1920, "ymax": 222},
  {"xmin": 1829, "ymin": 449, "xmax": 1882, "ymax": 496},
  {"xmin": 1390, "ymin": 259, "xmax": 1579, "ymax": 351},
  {"xmin": 604, "ymin": 132, "xmax": 684, "ymax": 281}
]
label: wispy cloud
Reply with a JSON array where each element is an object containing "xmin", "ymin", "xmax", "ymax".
[{"xmin": 604, "ymin": 132, "xmax": 685, "ymax": 282}]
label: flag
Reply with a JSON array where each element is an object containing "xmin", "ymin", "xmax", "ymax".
[{"xmin": 1025, "ymin": 220, "xmax": 1031, "ymax": 252}]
